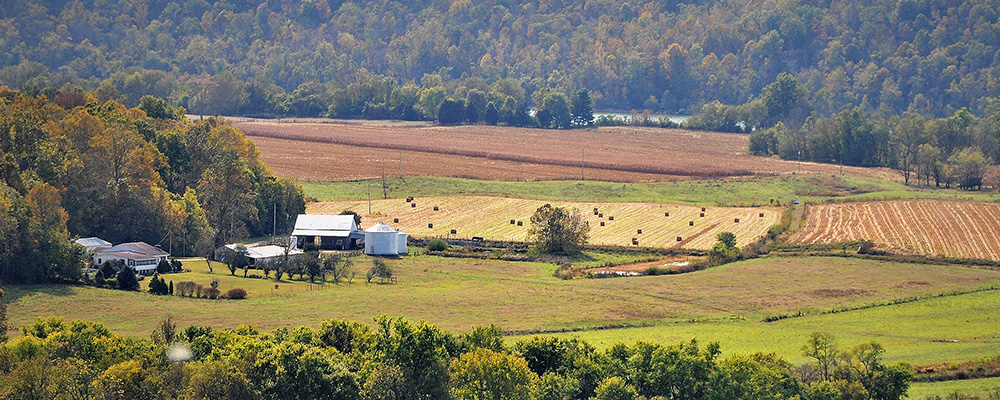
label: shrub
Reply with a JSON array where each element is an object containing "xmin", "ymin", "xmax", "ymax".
[
  {"xmin": 148, "ymin": 274, "xmax": 169, "ymax": 295},
  {"xmin": 204, "ymin": 287, "xmax": 221, "ymax": 299},
  {"xmin": 427, "ymin": 239, "xmax": 448, "ymax": 251},
  {"xmin": 156, "ymin": 259, "xmax": 171, "ymax": 274},
  {"xmin": 226, "ymin": 288, "xmax": 247, "ymax": 300},
  {"xmin": 175, "ymin": 281, "xmax": 197, "ymax": 297}
]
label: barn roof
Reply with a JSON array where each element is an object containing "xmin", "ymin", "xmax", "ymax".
[
  {"xmin": 291, "ymin": 214, "xmax": 358, "ymax": 236},
  {"xmin": 246, "ymin": 245, "xmax": 287, "ymax": 259}
]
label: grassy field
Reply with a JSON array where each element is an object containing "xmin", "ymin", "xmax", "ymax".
[
  {"xmin": 301, "ymin": 175, "xmax": 1000, "ymax": 207},
  {"xmin": 310, "ymin": 195, "xmax": 780, "ymax": 249},
  {"xmin": 909, "ymin": 377, "xmax": 1000, "ymax": 398},
  {"xmin": 6, "ymin": 255, "xmax": 999, "ymax": 366}
]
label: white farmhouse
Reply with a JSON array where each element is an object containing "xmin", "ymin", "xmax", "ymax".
[{"xmin": 92, "ymin": 242, "xmax": 170, "ymax": 275}]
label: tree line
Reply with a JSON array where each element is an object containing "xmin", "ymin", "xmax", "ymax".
[
  {"xmin": 690, "ymin": 73, "xmax": 999, "ymax": 186},
  {"xmin": 0, "ymin": 315, "xmax": 913, "ymax": 400},
  {"xmin": 2, "ymin": 0, "xmax": 1000, "ymax": 121},
  {"xmin": 0, "ymin": 87, "xmax": 305, "ymax": 284}
]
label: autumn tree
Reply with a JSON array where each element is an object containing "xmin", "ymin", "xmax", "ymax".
[
  {"xmin": 527, "ymin": 204, "xmax": 589, "ymax": 255},
  {"xmin": 197, "ymin": 150, "xmax": 258, "ymax": 246},
  {"xmin": 947, "ymin": 147, "xmax": 992, "ymax": 190},
  {"xmin": 450, "ymin": 348, "xmax": 534, "ymax": 400}
]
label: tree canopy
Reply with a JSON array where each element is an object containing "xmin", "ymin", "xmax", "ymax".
[
  {"xmin": 0, "ymin": 88, "xmax": 305, "ymax": 284},
  {"xmin": 527, "ymin": 204, "xmax": 589, "ymax": 255},
  {"xmin": 2, "ymin": 0, "xmax": 1000, "ymax": 122},
  {"xmin": 0, "ymin": 316, "xmax": 912, "ymax": 400}
]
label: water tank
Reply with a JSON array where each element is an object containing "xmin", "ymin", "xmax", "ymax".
[
  {"xmin": 396, "ymin": 229, "xmax": 408, "ymax": 254},
  {"xmin": 364, "ymin": 222, "xmax": 398, "ymax": 255}
]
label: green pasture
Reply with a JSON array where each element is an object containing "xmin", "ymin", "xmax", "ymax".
[
  {"xmin": 301, "ymin": 175, "xmax": 1000, "ymax": 206},
  {"xmin": 7, "ymin": 255, "xmax": 1000, "ymax": 368},
  {"xmin": 908, "ymin": 377, "xmax": 1000, "ymax": 398}
]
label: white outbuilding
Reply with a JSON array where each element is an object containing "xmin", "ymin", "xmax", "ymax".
[
  {"xmin": 365, "ymin": 222, "xmax": 401, "ymax": 255},
  {"xmin": 396, "ymin": 229, "xmax": 408, "ymax": 254}
]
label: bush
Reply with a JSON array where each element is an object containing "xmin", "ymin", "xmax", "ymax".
[
  {"xmin": 156, "ymin": 259, "xmax": 171, "ymax": 274},
  {"xmin": 226, "ymin": 288, "xmax": 247, "ymax": 300},
  {"xmin": 427, "ymin": 239, "xmax": 448, "ymax": 251},
  {"xmin": 204, "ymin": 287, "xmax": 221, "ymax": 299},
  {"xmin": 148, "ymin": 274, "xmax": 169, "ymax": 295}
]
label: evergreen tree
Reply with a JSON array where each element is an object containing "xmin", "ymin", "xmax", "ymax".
[
  {"xmin": 438, "ymin": 99, "xmax": 465, "ymax": 125},
  {"xmin": 571, "ymin": 90, "xmax": 594, "ymax": 127},
  {"xmin": 484, "ymin": 102, "xmax": 499, "ymax": 125},
  {"xmin": 116, "ymin": 266, "xmax": 139, "ymax": 291}
]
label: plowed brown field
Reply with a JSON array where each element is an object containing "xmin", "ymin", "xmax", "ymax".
[
  {"xmin": 236, "ymin": 121, "xmax": 896, "ymax": 182},
  {"xmin": 309, "ymin": 195, "xmax": 781, "ymax": 250},
  {"xmin": 792, "ymin": 199, "xmax": 1000, "ymax": 261}
]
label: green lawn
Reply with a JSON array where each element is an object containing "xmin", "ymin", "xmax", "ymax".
[
  {"xmin": 301, "ymin": 175, "xmax": 1000, "ymax": 206},
  {"xmin": 6, "ymin": 255, "xmax": 1000, "ymax": 367},
  {"xmin": 909, "ymin": 377, "xmax": 1000, "ymax": 399}
]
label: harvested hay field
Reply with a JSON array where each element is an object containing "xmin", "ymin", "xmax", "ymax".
[
  {"xmin": 309, "ymin": 195, "xmax": 781, "ymax": 250},
  {"xmin": 236, "ymin": 121, "xmax": 896, "ymax": 182},
  {"xmin": 793, "ymin": 199, "xmax": 1000, "ymax": 261}
]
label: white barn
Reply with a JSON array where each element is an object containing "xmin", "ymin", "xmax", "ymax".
[{"xmin": 290, "ymin": 214, "xmax": 364, "ymax": 250}]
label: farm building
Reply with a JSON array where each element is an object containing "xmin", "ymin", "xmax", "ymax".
[
  {"xmin": 290, "ymin": 214, "xmax": 364, "ymax": 250},
  {"xmin": 365, "ymin": 222, "xmax": 406, "ymax": 255},
  {"xmin": 92, "ymin": 242, "xmax": 170, "ymax": 275},
  {"xmin": 222, "ymin": 244, "xmax": 296, "ymax": 265},
  {"xmin": 75, "ymin": 237, "xmax": 112, "ymax": 253}
]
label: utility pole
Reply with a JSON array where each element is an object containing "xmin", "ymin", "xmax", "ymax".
[
  {"xmin": 273, "ymin": 202, "xmax": 276, "ymax": 236},
  {"xmin": 381, "ymin": 167, "xmax": 388, "ymax": 199},
  {"xmin": 581, "ymin": 149, "xmax": 585, "ymax": 181},
  {"xmin": 399, "ymin": 150, "xmax": 405, "ymax": 184},
  {"xmin": 367, "ymin": 181, "xmax": 372, "ymax": 215}
]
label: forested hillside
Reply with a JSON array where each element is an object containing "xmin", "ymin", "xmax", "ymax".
[
  {"xmin": 1, "ymin": 0, "xmax": 999, "ymax": 120},
  {"xmin": 0, "ymin": 89, "xmax": 305, "ymax": 284}
]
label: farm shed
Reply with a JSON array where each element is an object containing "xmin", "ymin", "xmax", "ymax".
[
  {"xmin": 92, "ymin": 242, "xmax": 170, "ymax": 275},
  {"xmin": 365, "ymin": 222, "xmax": 404, "ymax": 255},
  {"xmin": 290, "ymin": 214, "xmax": 364, "ymax": 250},
  {"xmin": 75, "ymin": 237, "xmax": 112, "ymax": 253},
  {"xmin": 223, "ymin": 244, "xmax": 296, "ymax": 265}
]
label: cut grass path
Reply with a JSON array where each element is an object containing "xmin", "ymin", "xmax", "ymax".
[{"xmin": 5, "ymin": 256, "xmax": 999, "ymax": 366}]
